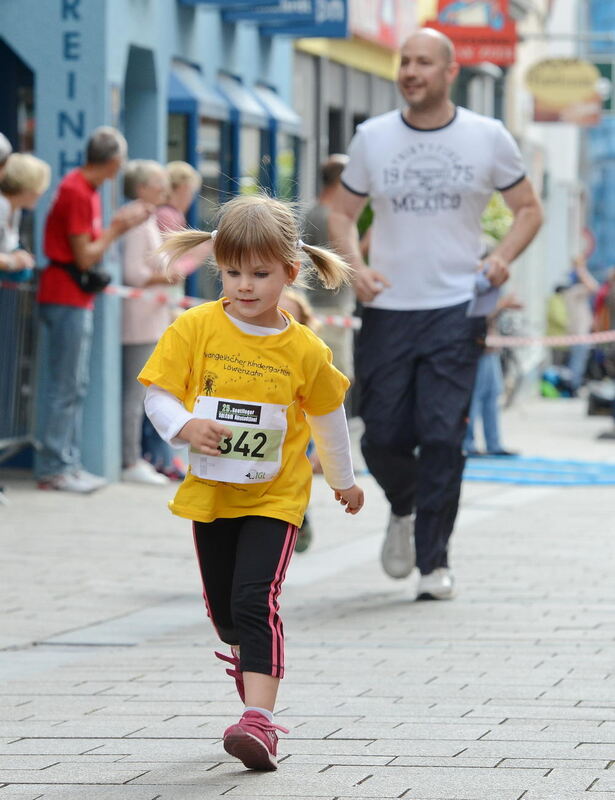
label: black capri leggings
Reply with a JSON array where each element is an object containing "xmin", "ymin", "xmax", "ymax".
[{"xmin": 192, "ymin": 516, "xmax": 298, "ymax": 678}]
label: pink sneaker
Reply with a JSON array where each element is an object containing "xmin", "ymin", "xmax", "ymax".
[
  {"xmin": 215, "ymin": 649, "xmax": 245, "ymax": 702},
  {"xmin": 223, "ymin": 710, "xmax": 289, "ymax": 770}
]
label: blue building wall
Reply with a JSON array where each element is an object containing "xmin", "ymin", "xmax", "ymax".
[
  {"xmin": 0, "ymin": 0, "xmax": 297, "ymax": 479},
  {"xmin": 587, "ymin": 0, "xmax": 615, "ymax": 277}
]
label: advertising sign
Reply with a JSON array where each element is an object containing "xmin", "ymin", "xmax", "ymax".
[
  {"xmin": 426, "ymin": 0, "xmax": 517, "ymax": 67},
  {"xmin": 525, "ymin": 59, "xmax": 603, "ymax": 126},
  {"xmin": 350, "ymin": 0, "xmax": 416, "ymax": 51},
  {"xmin": 246, "ymin": 0, "xmax": 348, "ymax": 38}
]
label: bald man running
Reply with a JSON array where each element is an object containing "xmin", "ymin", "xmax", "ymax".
[{"xmin": 330, "ymin": 29, "xmax": 542, "ymax": 598}]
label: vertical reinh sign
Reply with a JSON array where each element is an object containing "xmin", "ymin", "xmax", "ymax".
[{"xmin": 58, "ymin": 0, "xmax": 86, "ymax": 176}]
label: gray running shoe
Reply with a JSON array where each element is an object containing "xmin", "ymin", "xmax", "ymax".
[{"xmin": 381, "ymin": 512, "xmax": 415, "ymax": 579}]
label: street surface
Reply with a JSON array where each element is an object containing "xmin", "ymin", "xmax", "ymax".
[{"xmin": 1, "ymin": 396, "xmax": 615, "ymax": 799}]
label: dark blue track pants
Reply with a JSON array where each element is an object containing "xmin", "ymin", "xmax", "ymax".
[{"xmin": 357, "ymin": 301, "xmax": 486, "ymax": 575}]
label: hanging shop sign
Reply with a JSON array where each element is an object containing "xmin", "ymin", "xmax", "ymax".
[
  {"xmin": 350, "ymin": 0, "xmax": 416, "ymax": 51},
  {"xmin": 180, "ymin": 0, "xmax": 274, "ymax": 5},
  {"xmin": 425, "ymin": 0, "xmax": 517, "ymax": 67},
  {"xmin": 525, "ymin": 58, "xmax": 603, "ymax": 126},
  {"xmin": 224, "ymin": 0, "xmax": 348, "ymax": 38}
]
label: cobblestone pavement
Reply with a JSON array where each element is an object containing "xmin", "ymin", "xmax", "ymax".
[{"xmin": 1, "ymin": 397, "xmax": 615, "ymax": 799}]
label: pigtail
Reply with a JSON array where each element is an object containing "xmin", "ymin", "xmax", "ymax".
[
  {"xmin": 300, "ymin": 241, "xmax": 354, "ymax": 290},
  {"xmin": 158, "ymin": 228, "xmax": 214, "ymax": 273}
]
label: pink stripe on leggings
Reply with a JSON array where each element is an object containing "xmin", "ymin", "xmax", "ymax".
[{"xmin": 267, "ymin": 523, "xmax": 297, "ymax": 678}]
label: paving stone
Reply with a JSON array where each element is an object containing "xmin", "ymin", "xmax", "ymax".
[
  {"xmin": 328, "ymin": 721, "xmax": 492, "ymax": 740},
  {"xmin": 10, "ymin": 789, "xmax": 165, "ymax": 799},
  {"xmin": 460, "ymin": 740, "xmax": 582, "ymax": 758},
  {"xmin": 523, "ymin": 793, "xmax": 615, "ymax": 800},
  {"xmin": 0, "ymin": 763, "xmax": 150, "ymax": 784},
  {"xmin": 498, "ymin": 758, "xmax": 610, "ymax": 769},
  {"xmin": 0, "ymin": 740, "xmax": 113, "ymax": 756}
]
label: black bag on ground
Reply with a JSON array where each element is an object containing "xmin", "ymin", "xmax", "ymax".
[{"xmin": 53, "ymin": 261, "xmax": 111, "ymax": 294}]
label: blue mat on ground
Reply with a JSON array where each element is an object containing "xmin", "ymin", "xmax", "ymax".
[{"xmin": 463, "ymin": 455, "xmax": 615, "ymax": 486}]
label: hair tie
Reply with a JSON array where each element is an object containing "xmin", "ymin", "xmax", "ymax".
[
  {"xmin": 211, "ymin": 229, "xmax": 218, "ymax": 241},
  {"xmin": 297, "ymin": 238, "xmax": 306, "ymax": 249}
]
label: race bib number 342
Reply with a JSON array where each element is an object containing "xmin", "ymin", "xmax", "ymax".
[{"xmin": 189, "ymin": 396, "xmax": 288, "ymax": 484}]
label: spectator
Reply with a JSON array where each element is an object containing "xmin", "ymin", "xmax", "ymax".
[
  {"xmin": 0, "ymin": 153, "xmax": 50, "ymax": 279},
  {"xmin": 37, "ymin": 126, "xmax": 150, "ymax": 493},
  {"xmin": 595, "ymin": 270, "xmax": 615, "ymax": 440},
  {"xmin": 593, "ymin": 267, "xmax": 615, "ymax": 334},
  {"xmin": 121, "ymin": 159, "xmax": 181, "ymax": 485},
  {"xmin": 330, "ymin": 28, "xmax": 542, "ymax": 599},
  {"xmin": 303, "ymin": 154, "xmax": 355, "ymax": 381},
  {"xmin": 140, "ymin": 160, "xmax": 211, "ymax": 480},
  {"xmin": 546, "ymin": 284, "xmax": 569, "ymax": 367},
  {"xmin": 463, "ymin": 294, "xmax": 522, "ymax": 457},
  {"xmin": 564, "ymin": 256, "xmax": 600, "ymax": 394}
]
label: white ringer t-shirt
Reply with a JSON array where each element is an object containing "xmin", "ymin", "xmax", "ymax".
[{"xmin": 342, "ymin": 106, "xmax": 526, "ymax": 311}]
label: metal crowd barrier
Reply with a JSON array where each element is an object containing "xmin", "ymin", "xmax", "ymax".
[{"xmin": 0, "ymin": 278, "xmax": 38, "ymax": 463}]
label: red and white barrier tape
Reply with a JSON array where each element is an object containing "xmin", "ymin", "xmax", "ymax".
[
  {"xmin": 3, "ymin": 279, "xmax": 615, "ymax": 344},
  {"xmin": 102, "ymin": 283, "xmax": 202, "ymax": 309},
  {"xmin": 486, "ymin": 330, "xmax": 615, "ymax": 347}
]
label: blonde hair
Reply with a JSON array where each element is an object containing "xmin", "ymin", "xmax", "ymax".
[
  {"xmin": 166, "ymin": 160, "xmax": 201, "ymax": 191},
  {"xmin": 0, "ymin": 153, "xmax": 51, "ymax": 196},
  {"xmin": 280, "ymin": 288, "xmax": 321, "ymax": 331},
  {"xmin": 123, "ymin": 159, "xmax": 167, "ymax": 200},
  {"xmin": 160, "ymin": 193, "xmax": 353, "ymax": 290}
]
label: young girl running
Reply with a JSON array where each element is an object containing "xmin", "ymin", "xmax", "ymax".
[{"xmin": 138, "ymin": 194, "xmax": 364, "ymax": 772}]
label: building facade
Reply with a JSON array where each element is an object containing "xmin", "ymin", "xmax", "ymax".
[{"xmin": 0, "ymin": 0, "xmax": 304, "ymax": 478}]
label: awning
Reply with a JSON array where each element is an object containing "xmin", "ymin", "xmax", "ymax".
[
  {"xmin": 252, "ymin": 84, "xmax": 302, "ymax": 136},
  {"xmin": 168, "ymin": 61, "xmax": 230, "ymax": 121},
  {"xmin": 216, "ymin": 73, "xmax": 269, "ymax": 129}
]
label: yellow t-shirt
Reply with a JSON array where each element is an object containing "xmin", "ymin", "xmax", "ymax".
[{"xmin": 138, "ymin": 298, "xmax": 350, "ymax": 527}]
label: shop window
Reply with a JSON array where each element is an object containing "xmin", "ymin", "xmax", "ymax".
[
  {"xmin": 167, "ymin": 114, "xmax": 188, "ymax": 161},
  {"xmin": 277, "ymin": 132, "xmax": 299, "ymax": 201},
  {"xmin": 196, "ymin": 118, "xmax": 225, "ymax": 301},
  {"xmin": 239, "ymin": 126, "xmax": 262, "ymax": 195},
  {"xmin": 198, "ymin": 117, "xmax": 223, "ymax": 227}
]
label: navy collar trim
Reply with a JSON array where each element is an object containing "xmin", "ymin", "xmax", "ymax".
[{"xmin": 400, "ymin": 106, "xmax": 458, "ymax": 132}]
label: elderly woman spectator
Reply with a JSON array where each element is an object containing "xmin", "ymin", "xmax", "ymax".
[
  {"xmin": 121, "ymin": 159, "xmax": 180, "ymax": 485},
  {"xmin": 0, "ymin": 153, "xmax": 50, "ymax": 278}
]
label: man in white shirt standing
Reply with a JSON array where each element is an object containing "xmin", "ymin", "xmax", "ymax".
[{"xmin": 330, "ymin": 28, "xmax": 542, "ymax": 599}]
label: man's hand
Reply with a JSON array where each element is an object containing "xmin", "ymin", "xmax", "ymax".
[
  {"xmin": 497, "ymin": 292, "xmax": 523, "ymax": 312},
  {"xmin": 481, "ymin": 254, "xmax": 510, "ymax": 288},
  {"xmin": 10, "ymin": 250, "xmax": 35, "ymax": 270},
  {"xmin": 333, "ymin": 484, "xmax": 365, "ymax": 514},
  {"xmin": 111, "ymin": 200, "xmax": 152, "ymax": 236},
  {"xmin": 354, "ymin": 266, "xmax": 391, "ymax": 303},
  {"xmin": 178, "ymin": 419, "xmax": 233, "ymax": 456}
]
